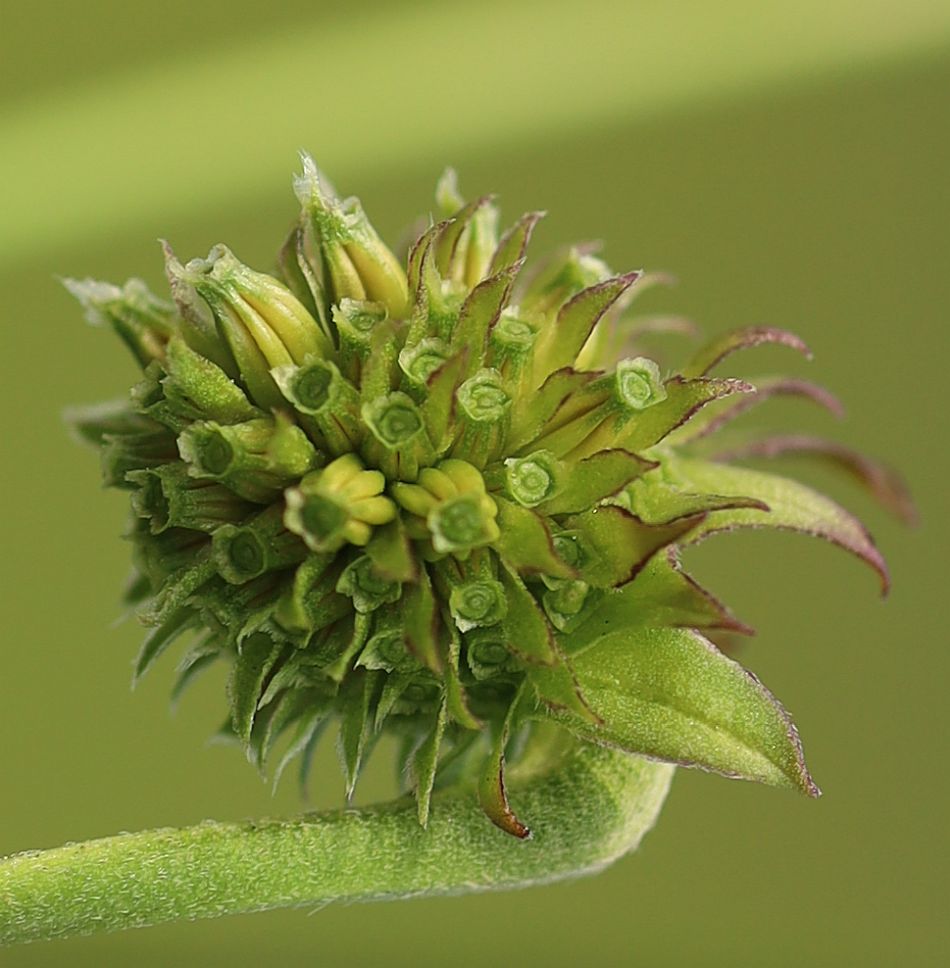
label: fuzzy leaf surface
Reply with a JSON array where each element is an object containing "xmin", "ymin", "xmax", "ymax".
[{"xmin": 548, "ymin": 626, "xmax": 818, "ymax": 795}]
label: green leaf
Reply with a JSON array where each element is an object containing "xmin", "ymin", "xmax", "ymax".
[
  {"xmin": 143, "ymin": 555, "xmax": 217, "ymax": 625},
  {"xmin": 660, "ymin": 456, "xmax": 890, "ymax": 592},
  {"xmin": 440, "ymin": 621, "xmax": 481, "ymax": 730},
  {"xmin": 365, "ymin": 517, "xmax": 417, "ymax": 582},
  {"xmin": 666, "ymin": 375, "xmax": 844, "ymax": 445},
  {"xmin": 373, "ymin": 673, "xmax": 410, "ymax": 732},
  {"xmin": 272, "ymin": 705, "xmax": 333, "ymax": 794},
  {"xmin": 169, "ymin": 637, "xmax": 220, "ymax": 710},
  {"xmin": 681, "ymin": 325, "xmax": 810, "ymax": 378},
  {"xmin": 529, "ymin": 272, "xmax": 641, "ymax": 386},
  {"xmin": 434, "ymin": 195, "xmax": 495, "ymax": 277},
  {"xmin": 708, "ymin": 434, "xmax": 917, "ymax": 525},
  {"xmin": 276, "ymin": 220, "xmax": 328, "ymax": 336},
  {"xmin": 410, "ymin": 701, "xmax": 447, "ymax": 827},
  {"xmin": 548, "ymin": 626, "xmax": 818, "ymax": 796},
  {"xmin": 626, "ymin": 477, "xmax": 769, "ymax": 524},
  {"xmin": 493, "ymin": 496, "xmax": 575, "ymax": 579},
  {"xmin": 477, "ymin": 693, "xmax": 531, "ymax": 839},
  {"xmin": 337, "ymin": 671, "xmax": 378, "ymax": 800},
  {"xmin": 272, "ymin": 553, "xmax": 339, "ymax": 634},
  {"xmin": 401, "ymin": 565, "xmax": 441, "ymax": 672},
  {"xmin": 255, "ymin": 688, "xmax": 330, "ymax": 770},
  {"xmin": 489, "ymin": 211, "xmax": 545, "ymax": 275},
  {"xmin": 421, "ymin": 350, "xmax": 468, "ymax": 453},
  {"xmin": 325, "ymin": 613, "xmax": 373, "ymax": 683},
  {"xmin": 526, "ymin": 645, "xmax": 600, "ymax": 723},
  {"xmin": 558, "ymin": 551, "xmax": 752, "ymax": 653},
  {"xmin": 562, "ymin": 505, "xmax": 703, "ymax": 587},
  {"xmin": 133, "ymin": 606, "xmax": 198, "ymax": 684},
  {"xmin": 507, "ymin": 367, "xmax": 601, "ymax": 452},
  {"xmin": 406, "ymin": 221, "xmax": 445, "ymax": 323},
  {"xmin": 495, "ymin": 562, "xmax": 556, "ymax": 665},
  {"xmin": 541, "ymin": 448, "xmax": 655, "ymax": 514},
  {"xmin": 227, "ymin": 633, "xmax": 282, "ymax": 743},
  {"xmin": 612, "ymin": 376, "xmax": 752, "ymax": 452},
  {"xmin": 452, "ymin": 264, "xmax": 520, "ymax": 376}
]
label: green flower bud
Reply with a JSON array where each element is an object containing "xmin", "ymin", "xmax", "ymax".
[
  {"xmin": 398, "ymin": 338, "xmax": 451, "ymax": 390},
  {"xmin": 169, "ymin": 244, "xmax": 328, "ymax": 413},
  {"xmin": 542, "ymin": 580, "xmax": 600, "ymax": 633},
  {"xmin": 429, "ymin": 494, "xmax": 500, "ymax": 556},
  {"xmin": 336, "ymin": 555, "xmax": 403, "ymax": 614},
  {"xmin": 464, "ymin": 627, "xmax": 517, "ymax": 681},
  {"xmin": 358, "ymin": 627, "xmax": 416, "ymax": 674},
  {"xmin": 454, "ymin": 368, "xmax": 511, "ymax": 467},
  {"xmin": 615, "ymin": 357, "xmax": 667, "ymax": 411},
  {"xmin": 99, "ymin": 424, "xmax": 179, "ymax": 489},
  {"xmin": 295, "ymin": 154, "xmax": 410, "ymax": 318},
  {"xmin": 449, "ymin": 579, "xmax": 508, "ymax": 632},
  {"xmin": 392, "ymin": 677, "xmax": 443, "ymax": 715},
  {"xmin": 272, "ymin": 358, "xmax": 362, "ymax": 456},
  {"xmin": 274, "ymin": 359, "xmax": 334, "ymax": 412},
  {"xmin": 206, "ymin": 246, "xmax": 332, "ymax": 364},
  {"xmin": 332, "ymin": 298, "xmax": 388, "ymax": 383},
  {"xmin": 128, "ymin": 465, "xmax": 253, "ymax": 534},
  {"xmin": 361, "ymin": 392, "xmax": 434, "ymax": 481},
  {"xmin": 212, "ymin": 506, "xmax": 307, "ymax": 585},
  {"xmin": 130, "ymin": 523, "xmax": 208, "ymax": 587},
  {"xmin": 178, "ymin": 415, "xmax": 318, "ymax": 503},
  {"xmin": 503, "ymin": 450, "xmax": 562, "ymax": 508},
  {"xmin": 363, "ymin": 392, "xmax": 425, "ymax": 447},
  {"xmin": 536, "ymin": 531, "xmax": 587, "ymax": 592},
  {"xmin": 457, "ymin": 368, "xmax": 511, "ymax": 423},
  {"xmin": 489, "ymin": 309, "xmax": 536, "ymax": 378}
]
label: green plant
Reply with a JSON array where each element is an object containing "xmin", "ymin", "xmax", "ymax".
[{"xmin": 0, "ymin": 159, "xmax": 911, "ymax": 945}]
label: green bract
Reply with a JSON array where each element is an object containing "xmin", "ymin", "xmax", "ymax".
[{"xmin": 67, "ymin": 156, "xmax": 909, "ymax": 838}]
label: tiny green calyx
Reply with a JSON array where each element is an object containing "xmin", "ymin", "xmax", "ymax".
[{"xmin": 66, "ymin": 153, "xmax": 905, "ymax": 843}]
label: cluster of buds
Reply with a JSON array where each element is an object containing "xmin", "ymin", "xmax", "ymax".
[{"xmin": 67, "ymin": 158, "xmax": 910, "ymax": 836}]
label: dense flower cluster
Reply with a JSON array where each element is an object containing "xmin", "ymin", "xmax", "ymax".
[{"xmin": 67, "ymin": 159, "xmax": 909, "ymax": 836}]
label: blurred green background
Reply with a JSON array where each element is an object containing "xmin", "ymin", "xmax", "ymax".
[{"xmin": 2, "ymin": 1, "xmax": 948, "ymax": 965}]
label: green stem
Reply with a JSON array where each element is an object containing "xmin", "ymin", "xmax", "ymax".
[{"xmin": 0, "ymin": 743, "xmax": 672, "ymax": 946}]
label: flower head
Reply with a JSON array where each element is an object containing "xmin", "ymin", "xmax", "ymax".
[{"xmin": 68, "ymin": 156, "xmax": 911, "ymax": 837}]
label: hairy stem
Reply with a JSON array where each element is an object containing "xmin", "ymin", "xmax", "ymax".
[{"xmin": 0, "ymin": 742, "xmax": 672, "ymax": 946}]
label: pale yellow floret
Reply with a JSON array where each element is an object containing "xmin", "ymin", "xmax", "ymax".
[
  {"xmin": 342, "ymin": 467, "xmax": 387, "ymax": 501},
  {"xmin": 439, "ymin": 459, "xmax": 485, "ymax": 494},
  {"xmin": 350, "ymin": 496, "xmax": 397, "ymax": 525},
  {"xmin": 343, "ymin": 519, "xmax": 372, "ymax": 546},
  {"xmin": 227, "ymin": 296, "xmax": 295, "ymax": 370},
  {"xmin": 321, "ymin": 453, "xmax": 365, "ymax": 490},
  {"xmin": 392, "ymin": 482, "xmax": 439, "ymax": 517},
  {"xmin": 241, "ymin": 280, "xmax": 331, "ymax": 364},
  {"xmin": 418, "ymin": 467, "xmax": 458, "ymax": 501}
]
